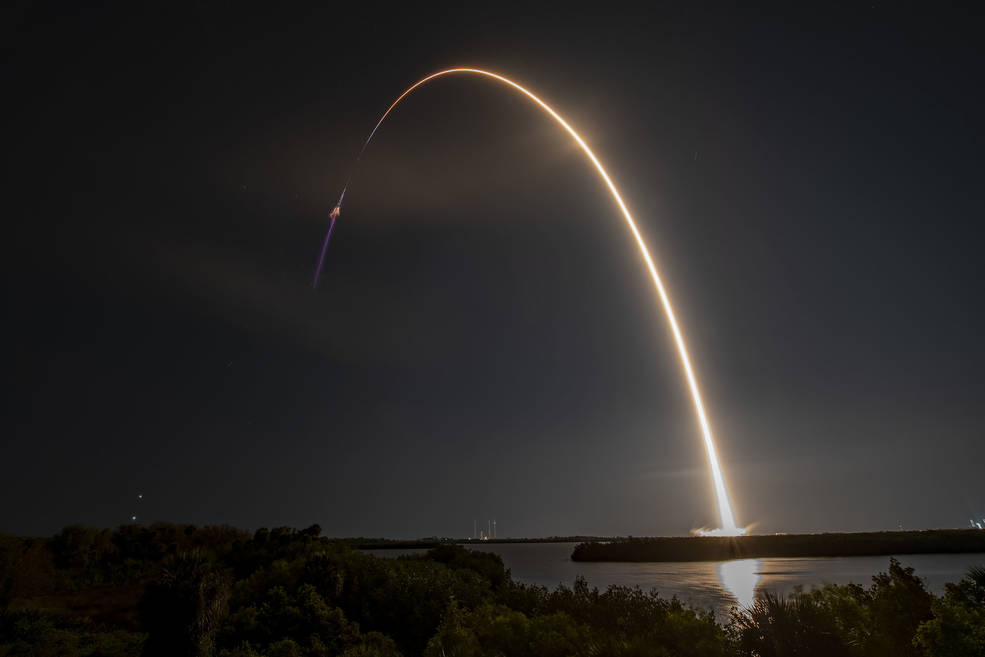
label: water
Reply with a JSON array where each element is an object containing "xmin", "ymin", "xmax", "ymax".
[{"xmin": 366, "ymin": 543, "xmax": 985, "ymax": 619}]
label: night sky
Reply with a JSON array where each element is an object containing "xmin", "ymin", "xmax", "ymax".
[{"xmin": 4, "ymin": 4, "xmax": 984, "ymax": 538}]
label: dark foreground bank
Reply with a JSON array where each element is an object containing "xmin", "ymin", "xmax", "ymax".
[
  {"xmin": 572, "ymin": 529, "xmax": 985, "ymax": 562},
  {"xmin": 2, "ymin": 524, "xmax": 984, "ymax": 656}
]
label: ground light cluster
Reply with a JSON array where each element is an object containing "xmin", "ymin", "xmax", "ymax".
[{"xmin": 2, "ymin": 525, "xmax": 984, "ymax": 656}]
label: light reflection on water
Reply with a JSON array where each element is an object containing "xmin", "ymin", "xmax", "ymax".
[
  {"xmin": 717, "ymin": 558, "xmax": 761, "ymax": 609},
  {"xmin": 365, "ymin": 543, "xmax": 985, "ymax": 620}
]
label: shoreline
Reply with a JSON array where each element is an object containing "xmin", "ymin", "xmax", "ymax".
[{"xmin": 571, "ymin": 529, "xmax": 985, "ymax": 562}]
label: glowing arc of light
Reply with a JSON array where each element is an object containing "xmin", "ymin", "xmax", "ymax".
[{"xmin": 343, "ymin": 68, "xmax": 744, "ymax": 535}]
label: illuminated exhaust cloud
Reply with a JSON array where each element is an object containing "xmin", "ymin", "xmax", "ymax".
[{"xmin": 315, "ymin": 68, "xmax": 746, "ymax": 536}]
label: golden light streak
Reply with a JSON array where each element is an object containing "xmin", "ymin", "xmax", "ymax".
[
  {"xmin": 718, "ymin": 558, "xmax": 762, "ymax": 607},
  {"xmin": 361, "ymin": 68, "xmax": 745, "ymax": 536}
]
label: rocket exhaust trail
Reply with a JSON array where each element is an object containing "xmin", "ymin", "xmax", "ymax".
[
  {"xmin": 312, "ymin": 207, "xmax": 339, "ymax": 288},
  {"xmin": 318, "ymin": 68, "xmax": 745, "ymax": 535},
  {"xmin": 311, "ymin": 112, "xmax": 376, "ymax": 287}
]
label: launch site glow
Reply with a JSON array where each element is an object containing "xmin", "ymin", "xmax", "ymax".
[{"xmin": 320, "ymin": 68, "xmax": 746, "ymax": 537}]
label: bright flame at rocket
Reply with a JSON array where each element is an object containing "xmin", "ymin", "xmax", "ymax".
[{"xmin": 316, "ymin": 68, "xmax": 746, "ymax": 536}]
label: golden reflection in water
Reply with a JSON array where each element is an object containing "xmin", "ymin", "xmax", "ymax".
[{"xmin": 717, "ymin": 558, "xmax": 762, "ymax": 608}]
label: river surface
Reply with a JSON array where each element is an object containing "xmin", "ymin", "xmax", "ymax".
[{"xmin": 366, "ymin": 543, "xmax": 985, "ymax": 619}]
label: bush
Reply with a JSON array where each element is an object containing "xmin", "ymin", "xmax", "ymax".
[
  {"xmin": 914, "ymin": 566, "xmax": 985, "ymax": 657},
  {"xmin": 730, "ymin": 558, "xmax": 948, "ymax": 657},
  {"xmin": 0, "ymin": 609, "xmax": 145, "ymax": 656},
  {"xmin": 6, "ymin": 525, "xmax": 984, "ymax": 657}
]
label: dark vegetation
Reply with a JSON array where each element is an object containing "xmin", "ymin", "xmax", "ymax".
[
  {"xmin": 0, "ymin": 525, "xmax": 982, "ymax": 656},
  {"xmin": 572, "ymin": 529, "xmax": 985, "ymax": 562}
]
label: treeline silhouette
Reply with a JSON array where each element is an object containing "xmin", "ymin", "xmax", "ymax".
[
  {"xmin": 572, "ymin": 529, "xmax": 985, "ymax": 562},
  {"xmin": 0, "ymin": 523, "xmax": 982, "ymax": 656}
]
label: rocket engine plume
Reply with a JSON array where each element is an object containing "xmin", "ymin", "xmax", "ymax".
[
  {"xmin": 316, "ymin": 68, "xmax": 746, "ymax": 536},
  {"xmin": 312, "ymin": 205, "xmax": 340, "ymax": 288}
]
